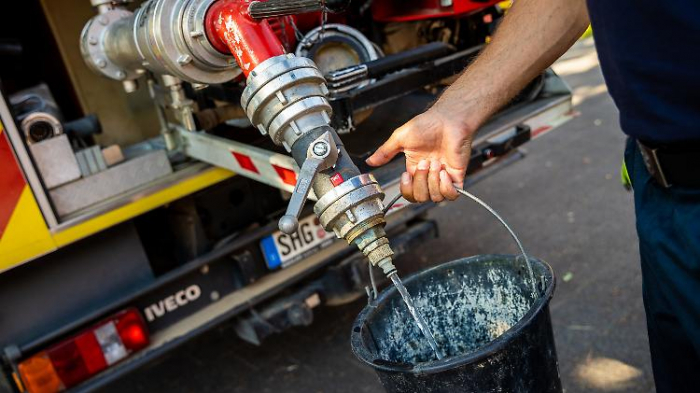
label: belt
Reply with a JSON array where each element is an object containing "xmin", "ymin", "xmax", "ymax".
[{"xmin": 637, "ymin": 140, "xmax": 700, "ymax": 188}]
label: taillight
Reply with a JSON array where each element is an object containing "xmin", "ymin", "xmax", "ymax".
[{"xmin": 18, "ymin": 308, "xmax": 149, "ymax": 393}]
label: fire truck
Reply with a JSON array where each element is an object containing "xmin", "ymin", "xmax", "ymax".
[{"xmin": 0, "ymin": 0, "xmax": 573, "ymax": 392}]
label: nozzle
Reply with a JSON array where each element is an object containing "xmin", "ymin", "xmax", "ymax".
[
  {"xmin": 376, "ymin": 257, "xmax": 397, "ymax": 277},
  {"xmin": 352, "ymin": 226, "xmax": 396, "ymax": 277}
]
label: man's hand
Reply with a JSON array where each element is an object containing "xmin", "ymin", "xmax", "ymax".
[
  {"xmin": 366, "ymin": 106, "xmax": 475, "ymax": 202},
  {"xmin": 365, "ymin": 0, "xmax": 589, "ymax": 204}
]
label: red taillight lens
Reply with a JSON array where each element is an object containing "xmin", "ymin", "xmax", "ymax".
[
  {"xmin": 73, "ymin": 331, "xmax": 107, "ymax": 374},
  {"xmin": 115, "ymin": 309, "xmax": 149, "ymax": 351},
  {"xmin": 17, "ymin": 308, "xmax": 149, "ymax": 393},
  {"xmin": 46, "ymin": 341, "xmax": 89, "ymax": 388}
]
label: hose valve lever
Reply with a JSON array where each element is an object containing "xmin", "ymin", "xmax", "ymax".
[{"xmin": 278, "ymin": 131, "xmax": 339, "ymax": 234}]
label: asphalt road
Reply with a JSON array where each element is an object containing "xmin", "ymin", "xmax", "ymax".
[{"xmin": 105, "ymin": 39, "xmax": 655, "ymax": 393}]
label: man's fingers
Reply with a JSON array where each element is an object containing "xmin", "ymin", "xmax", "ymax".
[
  {"xmin": 440, "ymin": 170, "xmax": 460, "ymax": 201},
  {"xmin": 445, "ymin": 167, "xmax": 466, "ymax": 189},
  {"xmin": 400, "ymin": 172, "xmax": 416, "ymax": 203},
  {"xmin": 366, "ymin": 128, "xmax": 404, "ymax": 167},
  {"xmin": 428, "ymin": 160, "xmax": 444, "ymax": 202},
  {"xmin": 412, "ymin": 160, "xmax": 430, "ymax": 202}
]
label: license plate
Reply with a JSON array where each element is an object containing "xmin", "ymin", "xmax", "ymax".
[{"xmin": 261, "ymin": 215, "xmax": 335, "ymax": 269}]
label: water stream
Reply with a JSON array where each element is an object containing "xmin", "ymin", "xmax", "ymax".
[{"xmin": 389, "ymin": 273, "xmax": 444, "ymax": 360}]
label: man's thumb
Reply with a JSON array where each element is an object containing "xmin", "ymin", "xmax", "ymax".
[{"xmin": 366, "ymin": 132, "xmax": 402, "ymax": 167}]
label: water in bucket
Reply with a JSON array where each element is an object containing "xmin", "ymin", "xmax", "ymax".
[
  {"xmin": 389, "ymin": 273, "xmax": 444, "ymax": 360},
  {"xmin": 352, "ymin": 255, "xmax": 561, "ymax": 393}
]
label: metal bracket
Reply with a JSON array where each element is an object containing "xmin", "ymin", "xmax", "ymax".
[{"xmin": 278, "ymin": 132, "xmax": 338, "ymax": 234}]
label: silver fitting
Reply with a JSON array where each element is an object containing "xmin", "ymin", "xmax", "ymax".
[
  {"xmin": 81, "ymin": 0, "xmax": 240, "ymax": 84},
  {"xmin": 314, "ymin": 174, "xmax": 394, "ymax": 273},
  {"xmin": 353, "ymin": 226, "xmax": 396, "ymax": 275},
  {"xmin": 241, "ymin": 54, "xmax": 332, "ymax": 151},
  {"xmin": 21, "ymin": 112, "xmax": 63, "ymax": 144},
  {"xmin": 314, "ymin": 174, "xmax": 386, "ymax": 241},
  {"xmin": 242, "ymin": 55, "xmax": 395, "ymax": 275}
]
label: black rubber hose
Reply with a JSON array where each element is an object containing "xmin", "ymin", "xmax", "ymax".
[{"xmin": 364, "ymin": 42, "xmax": 455, "ymax": 78}]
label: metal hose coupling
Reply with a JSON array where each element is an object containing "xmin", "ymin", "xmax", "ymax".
[
  {"xmin": 241, "ymin": 54, "xmax": 396, "ymax": 276},
  {"xmin": 241, "ymin": 54, "xmax": 332, "ymax": 151},
  {"xmin": 81, "ymin": 0, "xmax": 240, "ymax": 84},
  {"xmin": 314, "ymin": 174, "xmax": 397, "ymax": 276}
]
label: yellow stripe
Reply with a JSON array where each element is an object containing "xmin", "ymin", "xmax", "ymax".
[
  {"xmin": 0, "ymin": 161, "xmax": 232, "ymax": 271},
  {"xmin": 52, "ymin": 167, "xmax": 233, "ymax": 247},
  {"xmin": 0, "ymin": 186, "xmax": 57, "ymax": 271},
  {"xmin": 498, "ymin": 1, "xmax": 513, "ymax": 10}
]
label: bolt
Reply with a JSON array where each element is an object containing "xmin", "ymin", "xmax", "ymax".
[
  {"xmin": 313, "ymin": 142, "xmax": 328, "ymax": 157},
  {"xmin": 89, "ymin": 37, "xmax": 98, "ymax": 45},
  {"xmin": 210, "ymin": 291, "xmax": 220, "ymax": 301},
  {"xmin": 177, "ymin": 54, "xmax": 192, "ymax": 65},
  {"xmin": 200, "ymin": 264, "xmax": 210, "ymax": 274},
  {"xmin": 96, "ymin": 58, "xmax": 107, "ymax": 68},
  {"xmin": 115, "ymin": 70, "xmax": 126, "ymax": 80},
  {"xmin": 98, "ymin": 15, "xmax": 109, "ymax": 25},
  {"xmin": 189, "ymin": 30, "xmax": 204, "ymax": 38}
]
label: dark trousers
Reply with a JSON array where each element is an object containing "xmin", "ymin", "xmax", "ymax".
[{"xmin": 625, "ymin": 139, "xmax": 700, "ymax": 392}]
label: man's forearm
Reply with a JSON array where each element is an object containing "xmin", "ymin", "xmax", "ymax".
[{"xmin": 435, "ymin": 0, "xmax": 589, "ymax": 130}]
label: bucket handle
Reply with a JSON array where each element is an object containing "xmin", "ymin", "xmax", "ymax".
[{"xmin": 379, "ymin": 185, "xmax": 538, "ymax": 299}]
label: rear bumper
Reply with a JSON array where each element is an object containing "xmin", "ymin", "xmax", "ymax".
[{"xmin": 72, "ymin": 217, "xmax": 439, "ymax": 393}]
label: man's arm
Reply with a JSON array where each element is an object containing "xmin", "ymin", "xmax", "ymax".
[{"xmin": 367, "ymin": 0, "xmax": 590, "ymax": 202}]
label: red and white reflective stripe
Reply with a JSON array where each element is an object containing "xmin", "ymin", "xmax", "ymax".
[
  {"xmin": 272, "ymin": 164, "xmax": 297, "ymax": 186},
  {"xmin": 231, "ymin": 151, "xmax": 260, "ymax": 174},
  {"xmin": 526, "ymin": 104, "xmax": 579, "ymax": 140},
  {"xmin": 178, "ymin": 130, "xmax": 304, "ymax": 195},
  {"xmin": 531, "ymin": 125, "xmax": 553, "ymax": 139},
  {"xmin": 224, "ymin": 145, "xmax": 313, "ymax": 196}
]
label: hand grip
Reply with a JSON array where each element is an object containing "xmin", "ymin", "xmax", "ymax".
[
  {"xmin": 278, "ymin": 131, "xmax": 339, "ymax": 234},
  {"xmin": 279, "ymin": 158, "xmax": 324, "ymax": 234}
]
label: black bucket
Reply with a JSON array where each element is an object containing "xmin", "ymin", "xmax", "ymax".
[{"xmin": 351, "ymin": 254, "xmax": 561, "ymax": 393}]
